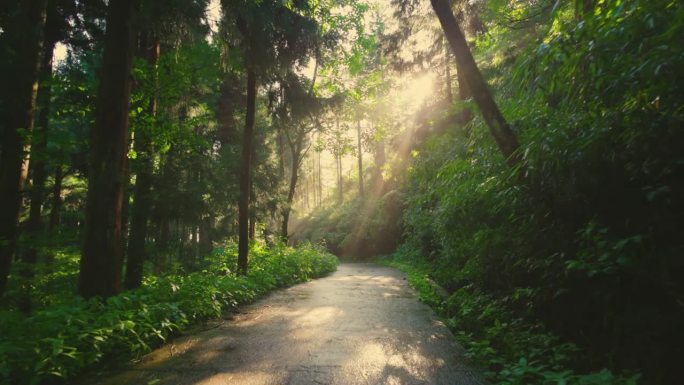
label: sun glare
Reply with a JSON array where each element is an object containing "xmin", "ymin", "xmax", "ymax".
[{"xmin": 399, "ymin": 73, "xmax": 437, "ymax": 111}]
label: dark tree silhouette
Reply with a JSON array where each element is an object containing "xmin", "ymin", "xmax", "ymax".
[
  {"xmin": 78, "ymin": 0, "xmax": 137, "ymax": 298},
  {"xmin": 0, "ymin": 0, "xmax": 49, "ymax": 295}
]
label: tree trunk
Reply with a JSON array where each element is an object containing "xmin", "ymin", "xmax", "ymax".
[
  {"xmin": 431, "ymin": 0, "xmax": 520, "ymax": 165},
  {"xmin": 335, "ymin": 118, "xmax": 343, "ymax": 203},
  {"xmin": 237, "ymin": 69, "xmax": 256, "ymax": 275},
  {"xmin": 125, "ymin": 36, "xmax": 159, "ymax": 290},
  {"xmin": 456, "ymin": 61, "xmax": 474, "ymax": 127},
  {"xmin": 277, "ymin": 128, "xmax": 285, "ymax": 179},
  {"xmin": 198, "ymin": 215, "xmax": 212, "ymax": 256},
  {"xmin": 0, "ymin": 0, "xmax": 48, "ymax": 295},
  {"xmin": 281, "ymin": 135, "xmax": 302, "ymax": 240},
  {"xmin": 78, "ymin": 0, "xmax": 137, "ymax": 299},
  {"xmin": 155, "ymin": 151, "xmax": 173, "ymax": 257},
  {"xmin": 248, "ymin": 144, "xmax": 257, "ymax": 240},
  {"xmin": 249, "ymin": 179, "xmax": 256, "ymax": 240},
  {"xmin": 22, "ymin": 22, "xmax": 58, "ymax": 270},
  {"xmin": 317, "ymin": 150, "xmax": 322, "ymax": 206},
  {"xmin": 49, "ymin": 166, "xmax": 63, "ymax": 231},
  {"xmin": 356, "ymin": 119, "xmax": 364, "ymax": 199},
  {"xmin": 311, "ymin": 155, "xmax": 317, "ymax": 207},
  {"xmin": 338, "ymin": 155, "xmax": 343, "ymax": 203},
  {"xmin": 444, "ymin": 38, "xmax": 453, "ymax": 104}
]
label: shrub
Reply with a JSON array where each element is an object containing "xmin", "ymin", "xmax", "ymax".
[{"xmin": 0, "ymin": 242, "xmax": 337, "ymax": 385}]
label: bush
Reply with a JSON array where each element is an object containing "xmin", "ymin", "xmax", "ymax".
[
  {"xmin": 396, "ymin": 0, "xmax": 683, "ymax": 383},
  {"xmin": 0, "ymin": 242, "xmax": 337, "ymax": 385},
  {"xmin": 383, "ymin": 252, "xmax": 640, "ymax": 385}
]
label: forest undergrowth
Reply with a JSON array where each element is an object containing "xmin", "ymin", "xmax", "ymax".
[
  {"xmin": 0, "ymin": 243, "xmax": 337, "ymax": 385},
  {"xmin": 381, "ymin": 1, "xmax": 684, "ymax": 384},
  {"xmin": 292, "ymin": 1, "xmax": 684, "ymax": 384}
]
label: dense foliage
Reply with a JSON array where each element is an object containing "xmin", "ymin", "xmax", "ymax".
[
  {"xmin": 390, "ymin": 0, "xmax": 684, "ymax": 383},
  {"xmin": 2, "ymin": 0, "xmax": 683, "ymax": 384},
  {"xmin": 384, "ymin": 255, "xmax": 640, "ymax": 385},
  {"xmin": 0, "ymin": 242, "xmax": 337, "ymax": 385}
]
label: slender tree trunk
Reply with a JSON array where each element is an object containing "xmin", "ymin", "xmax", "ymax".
[
  {"xmin": 317, "ymin": 150, "xmax": 322, "ymax": 207},
  {"xmin": 190, "ymin": 224, "xmax": 198, "ymax": 267},
  {"xmin": 78, "ymin": 0, "xmax": 137, "ymax": 299},
  {"xmin": 0, "ymin": 0, "xmax": 48, "ymax": 295},
  {"xmin": 198, "ymin": 215, "xmax": 212, "ymax": 256},
  {"xmin": 356, "ymin": 119, "xmax": 364, "ymax": 199},
  {"xmin": 22, "ymin": 24, "xmax": 58, "ymax": 270},
  {"xmin": 277, "ymin": 128, "xmax": 285, "ymax": 179},
  {"xmin": 238, "ymin": 69, "xmax": 256, "ymax": 275},
  {"xmin": 338, "ymin": 155, "xmax": 343, "ymax": 202},
  {"xmin": 249, "ymin": 179, "xmax": 256, "ymax": 239},
  {"xmin": 125, "ymin": 36, "xmax": 159, "ymax": 290},
  {"xmin": 335, "ymin": 118, "xmax": 343, "ymax": 203},
  {"xmin": 120, "ymin": 156, "xmax": 131, "ymax": 260},
  {"xmin": 176, "ymin": 219, "xmax": 183, "ymax": 261},
  {"xmin": 456, "ymin": 62, "xmax": 474, "ymax": 127},
  {"xmin": 47, "ymin": 165, "xmax": 63, "ymax": 230},
  {"xmin": 43, "ymin": 165, "xmax": 63, "ymax": 268},
  {"xmin": 444, "ymin": 38, "xmax": 453, "ymax": 104},
  {"xmin": 156, "ymin": 214, "xmax": 169, "ymax": 273},
  {"xmin": 248, "ymin": 143, "xmax": 257, "ymax": 240},
  {"xmin": 155, "ymin": 151, "xmax": 172, "ymax": 257},
  {"xmin": 305, "ymin": 171, "xmax": 310, "ymax": 209},
  {"xmin": 431, "ymin": 0, "xmax": 520, "ymax": 165},
  {"xmin": 311, "ymin": 155, "xmax": 317, "ymax": 207},
  {"xmin": 281, "ymin": 136, "xmax": 302, "ymax": 240},
  {"xmin": 313, "ymin": 154, "xmax": 318, "ymax": 207}
]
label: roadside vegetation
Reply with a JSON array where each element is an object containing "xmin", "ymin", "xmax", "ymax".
[
  {"xmin": 0, "ymin": 242, "xmax": 336, "ymax": 385},
  {"xmin": 302, "ymin": 1, "xmax": 684, "ymax": 384}
]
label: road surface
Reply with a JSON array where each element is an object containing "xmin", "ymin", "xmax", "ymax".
[{"xmin": 80, "ymin": 263, "xmax": 484, "ymax": 385}]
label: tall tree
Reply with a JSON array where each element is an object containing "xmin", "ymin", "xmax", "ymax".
[
  {"xmin": 124, "ymin": 33, "xmax": 159, "ymax": 290},
  {"xmin": 0, "ymin": 0, "xmax": 49, "ymax": 295},
  {"xmin": 22, "ymin": 0, "xmax": 66, "ymax": 272},
  {"xmin": 237, "ymin": 68, "xmax": 256, "ymax": 274},
  {"xmin": 356, "ymin": 117, "xmax": 365, "ymax": 199},
  {"xmin": 78, "ymin": 0, "xmax": 138, "ymax": 298},
  {"xmin": 277, "ymin": 71, "xmax": 323, "ymax": 240},
  {"xmin": 222, "ymin": 0, "xmax": 319, "ymax": 272},
  {"xmin": 430, "ymin": 0, "xmax": 520, "ymax": 165}
]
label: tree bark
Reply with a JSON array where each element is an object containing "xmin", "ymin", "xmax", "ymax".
[
  {"xmin": 22, "ymin": 19, "xmax": 58, "ymax": 270},
  {"xmin": 431, "ymin": 0, "xmax": 520, "ymax": 165},
  {"xmin": 281, "ymin": 135, "xmax": 303, "ymax": 240},
  {"xmin": 125, "ymin": 36, "xmax": 159, "ymax": 290},
  {"xmin": 198, "ymin": 215, "xmax": 212, "ymax": 257},
  {"xmin": 0, "ymin": 0, "xmax": 48, "ymax": 295},
  {"xmin": 356, "ymin": 119, "xmax": 364, "ymax": 199},
  {"xmin": 249, "ymin": 178, "xmax": 256, "ymax": 240},
  {"xmin": 237, "ymin": 68, "xmax": 256, "ymax": 275},
  {"xmin": 78, "ymin": 0, "xmax": 137, "ymax": 299}
]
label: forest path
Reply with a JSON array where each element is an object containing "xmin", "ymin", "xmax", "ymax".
[{"xmin": 80, "ymin": 263, "xmax": 484, "ymax": 385}]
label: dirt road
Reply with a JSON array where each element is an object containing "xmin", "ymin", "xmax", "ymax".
[{"xmin": 82, "ymin": 263, "xmax": 484, "ymax": 385}]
